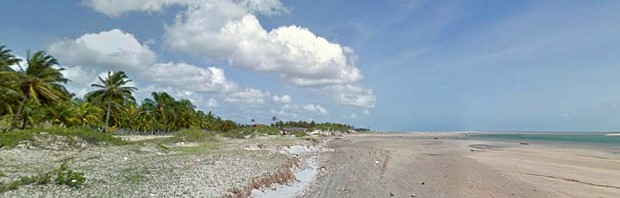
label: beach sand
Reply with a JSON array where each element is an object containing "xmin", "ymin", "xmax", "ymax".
[{"xmin": 304, "ymin": 133, "xmax": 620, "ymax": 197}]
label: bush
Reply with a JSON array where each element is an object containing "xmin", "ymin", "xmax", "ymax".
[
  {"xmin": 0, "ymin": 130, "xmax": 34, "ymax": 148},
  {"xmin": 0, "ymin": 163, "xmax": 85, "ymax": 193},
  {"xmin": 222, "ymin": 126, "xmax": 281, "ymax": 139},
  {"xmin": 312, "ymin": 123, "xmax": 352, "ymax": 133},
  {"xmin": 54, "ymin": 163, "xmax": 86, "ymax": 188},
  {"xmin": 0, "ymin": 126, "xmax": 127, "ymax": 148},
  {"xmin": 292, "ymin": 131, "xmax": 308, "ymax": 138},
  {"xmin": 302, "ymin": 137, "xmax": 319, "ymax": 144},
  {"xmin": 171, "ymin": 128, "xmax": 216, "ymax": 142}
]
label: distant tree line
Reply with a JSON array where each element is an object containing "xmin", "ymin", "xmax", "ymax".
[
  {"xmin": 0, "ymin": 45, "xmax": 366, "ymax": 134},
  {"xmin": 270, "ymin": 120, "xmax": 368, "ymax": 132},
  {"xmin": 0, "ymin": 45, "xmax": 236, "ymax": 133}
]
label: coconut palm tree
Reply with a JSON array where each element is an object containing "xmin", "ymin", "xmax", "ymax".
[
  {"xmin": 86, "ymin": 71, "xmax": 137, "ymax": 132},
  {"xmin": 13, "ymin": 50, "xmax": 69, "ymax": 129},
  {"xmin": 143, "ymin": 92, "xmax": 175, "ymax": 133},
  {"xmin": 0, "ymin": 45, "xmax": 19, "ymax": 71},
  {"xmin": 0, "ymin": 46, "xmax": 22, "ymax": 117},
  {"xmin": 72, "ymin": 99, "xmax": 103, "ymax": 127}
]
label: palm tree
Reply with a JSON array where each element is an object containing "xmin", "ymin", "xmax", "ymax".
[
  {"xmin": 173, "ymin": 99, "xmax": 196, "ymax": 130},
  {"xmin": 72, "ymin": 99, "xmax": 103, "ymax": 127},
  {"xmin": 0, "ymin": 45, "xmax": 19, "ymax": 70},
  {"xmin": 35, "ymin": 100, "xmax": 78, "ymax": 127},
  {"xmin": 0, "ymin": 46, "xmax": 22, "ymax": 117},
  {"xmin": 13, "ymin": 50, "xmax": 69, "ymax": 129},
  {"xmin": 86, "ymin": 71, "xmax": 137, "ymax": 132},
  {"xmin": 143, "ymin": 92, "xmax": 174, "ymax": 133}
]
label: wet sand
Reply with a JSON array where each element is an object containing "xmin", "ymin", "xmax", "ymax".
[{"xmin": 303, "ymin": 133, "xmax": 620, "ymax": 197}]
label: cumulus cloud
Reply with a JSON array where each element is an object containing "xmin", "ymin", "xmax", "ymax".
[
  {"xmin": 224, "ymin": 88, "xmax": 270, "ymax": 105},
  {"xmin": 83, "ymin": 0, "xmax": 287, "ymax": 17},
  {"xmin": 333, "ymin": 85, "xmax": 377, "ymax": 109},
  {"xmin": 164, "ymin": 0, "xmax": 363, "ymax": 87},
  {"xmin": 206, "ymin": 98, "xmax": 218, "ymax": 108},
  {"xmin": 270, "ymin": 109, "xmax": 299, "ymax": 119},
  {"xmin": 49, "ymin": 29, "xmax": 271, "ymax": 109},
  {"xmin": 49, "ymin": 29, "xmax": 156, "ymax": 71},
  {"xmin": 79, "ymin": 0, "xmax": 377, "ymax": 112},
  {"xmin": 302, "ymin": 104, "xmax": 329, "ymax": 115},
  {"xmin": 272, "ymin": 95, "xmax": 291, "ymax": 104},
  {"xmin": 82, "ymin": 0, "xmax": 192, "ymax": 17},
  {"xmin": 59, "ymin": 65, "xmax": 100, "ymax": 97},
  {"xmin": 145, "ymin": 62, "xmax": 237, "ymax": 93}
]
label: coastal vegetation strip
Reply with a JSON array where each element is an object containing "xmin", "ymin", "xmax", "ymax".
[{"xmin": 0, "ymin": 44, "xmax": 362, "ymax": 197}]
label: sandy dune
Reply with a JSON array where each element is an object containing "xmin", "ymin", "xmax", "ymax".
[{"xmin": 303, "ymin": 133, "xmax": 620, "ymax": 198}]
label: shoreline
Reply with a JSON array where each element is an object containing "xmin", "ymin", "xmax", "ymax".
[{"xmin": 301, "ymin": 133, "xmax": 620, "ymax": 197}]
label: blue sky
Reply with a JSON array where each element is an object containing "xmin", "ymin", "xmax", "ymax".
[{"xmin": 2, "ymin": 0, "xmax": 620, "ymax": 132}]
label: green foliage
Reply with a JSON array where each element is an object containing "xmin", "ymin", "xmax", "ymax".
[
  {"xmin": 171, "ymin": 142, "xmax": 220, "ymax": 154},
  {"xmin": 271, "ymin": 120, "xmax": 358, "ymax": 133},
  {"xmin": 171, "ymin": 128, "xmax": 216, "ymax": 142},
  {"xmin": 0, "ymin": 163, "xmax": 85, "ymax": 193},
  {"xmin": 1, "ymin": 46, "xmax": 238, "ymax": 135},
  {"xmin": 312, "ymin": 123, "xmax": 354, "ymax": 133},
  {"xmin": 222, "ymin": 126, "xmax": 281, "ymax": 139},
  {"xmin": 121, "ymin": 168, "xmax": 146, "ymax": 184},
  {"xmin": 0, "ymin": 126, "xmax": 127, "ymax": 148},
  {"xmin": 30, "ymin": 126, "xmax": 127, "ymax": 146},
  {"xmin": 0, "ymin": 129, "xmax": 34, "ymax": 148},
  {"xmin": 292, "ymin": 131, "xmax": 308, "ymax": 138},
  {"xmin": 302, "ymin": 136, "xmax": 319, "ymax": 144},
  {"xmin": 54, "ymin": 163, "xmax": 86, "ymax": 188}
]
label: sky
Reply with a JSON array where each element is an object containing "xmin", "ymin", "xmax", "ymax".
[{"xmin": 2, "ymin": 0, "xmax": 620, "ymax": 132}]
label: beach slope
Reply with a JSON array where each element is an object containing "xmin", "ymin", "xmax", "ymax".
[{"xmin": 304, "ymin": 133, "xmax": 620, "ymax": 197}]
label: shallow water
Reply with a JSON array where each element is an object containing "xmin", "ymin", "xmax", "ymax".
[{"xmin": 466, "ymin": 132, "xmax": 620, "ymax": 146}]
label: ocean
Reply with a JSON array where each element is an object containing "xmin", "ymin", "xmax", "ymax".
[{"xmin": 465, "ymin": 132, "xmax": 620, "ymax": 146}]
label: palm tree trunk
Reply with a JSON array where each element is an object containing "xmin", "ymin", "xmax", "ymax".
[
  {"xmin": 21, "ymin": 111, "xmax": 28, "ymax": 129},
  {"xmin": 105, "ymin": 99, "xmax": 111, "ymax": 132},
  {"xmin": 14, "ymin": 97, "xmax": 28, "ymax": 130}
]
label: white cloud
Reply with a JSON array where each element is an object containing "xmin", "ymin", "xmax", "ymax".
[
  {"xmin": 333, "ymin": 85, "xmax": 376, "ymax": 109},
  {"xmin": 83, "ymin": 0, "xmax": 287, "ymax": 17},
  {"xmin": 164, "ymin": 0, "xmax": 363, "ymax": 87},
  {"xmin": 60, "ymin": 65, "xmax": 100, "ymax": 97},
  {"xmin": 206, "ymin": 98, "xmax": 218, "ymax": 108},
  {"xmin": 49, "ymin": 29, "xmax": 156, "ymax": 71},
  {"xmin": 224, "ymin": 88, "xmax": 270, "ymax": 105},
  {"xmin": 302, "ymin": 104, "xmax": 329, "ymax": 115},
  {"xmin": 145, "ymin": 62, "xmax": 237, "ymax": 93},
  {"xmin": 49, "ymin": 29, "xmax": 272, "ymax": 109},
  {"xmin": 82, "ymin": 0, "xmax": 193, "ymax": 17},
  {"xmin": 238, "ymin": 0, "xmax": 288, "ymax": 16},
  {"xmin": 77, "ymin": 0, "xmax": 377, "ymax": 113},
  {"xmin": 272, "ymin": 95, "xmax": 291, "ymax": 104},
  {"xmin": 270, "ymin": 109, "xmax": 299, "ymax": 119}
]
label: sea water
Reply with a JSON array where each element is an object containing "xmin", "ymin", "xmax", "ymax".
[{"xmin": 466, "ymin": 132, "xmax": 620, "ymax": 146}]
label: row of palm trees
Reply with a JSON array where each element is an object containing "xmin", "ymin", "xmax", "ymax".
[{"xmin": 0, "ymin": 45, "xmax": 237, "ymax": 133}]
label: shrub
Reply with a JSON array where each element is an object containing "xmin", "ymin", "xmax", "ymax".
[
  {"xmin": 302, "ymin": 136, "xmax": 319, "ymax": 144},
  {"xmin": 292, "ymin": 131, "xmax": 308, "ymax": 137},
  {"xmin": 0, "ymin": 163, "xmax": 85, "ymax": 193},
  {"xmin": 0, "ymin": 126, "xmax": 127, "ymax": 148},
  {"xmin": 171, "ymin": 128, "xmax": 216, "ymax": 142},
  {"xmin": 54, "ymin": 163, "xmax": 86, "ymax": 188},
  {"xmin": 222, "ymin": 126, "xmax": 281, "ymax": 139},
  {"xmin": 0, "ymin": 130, "xmax": 34, "ymax": 148}
]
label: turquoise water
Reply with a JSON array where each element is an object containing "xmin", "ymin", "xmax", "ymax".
[{"xmin": 466, "ymin": 132, "xmax": 620, "ymax": 146}]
